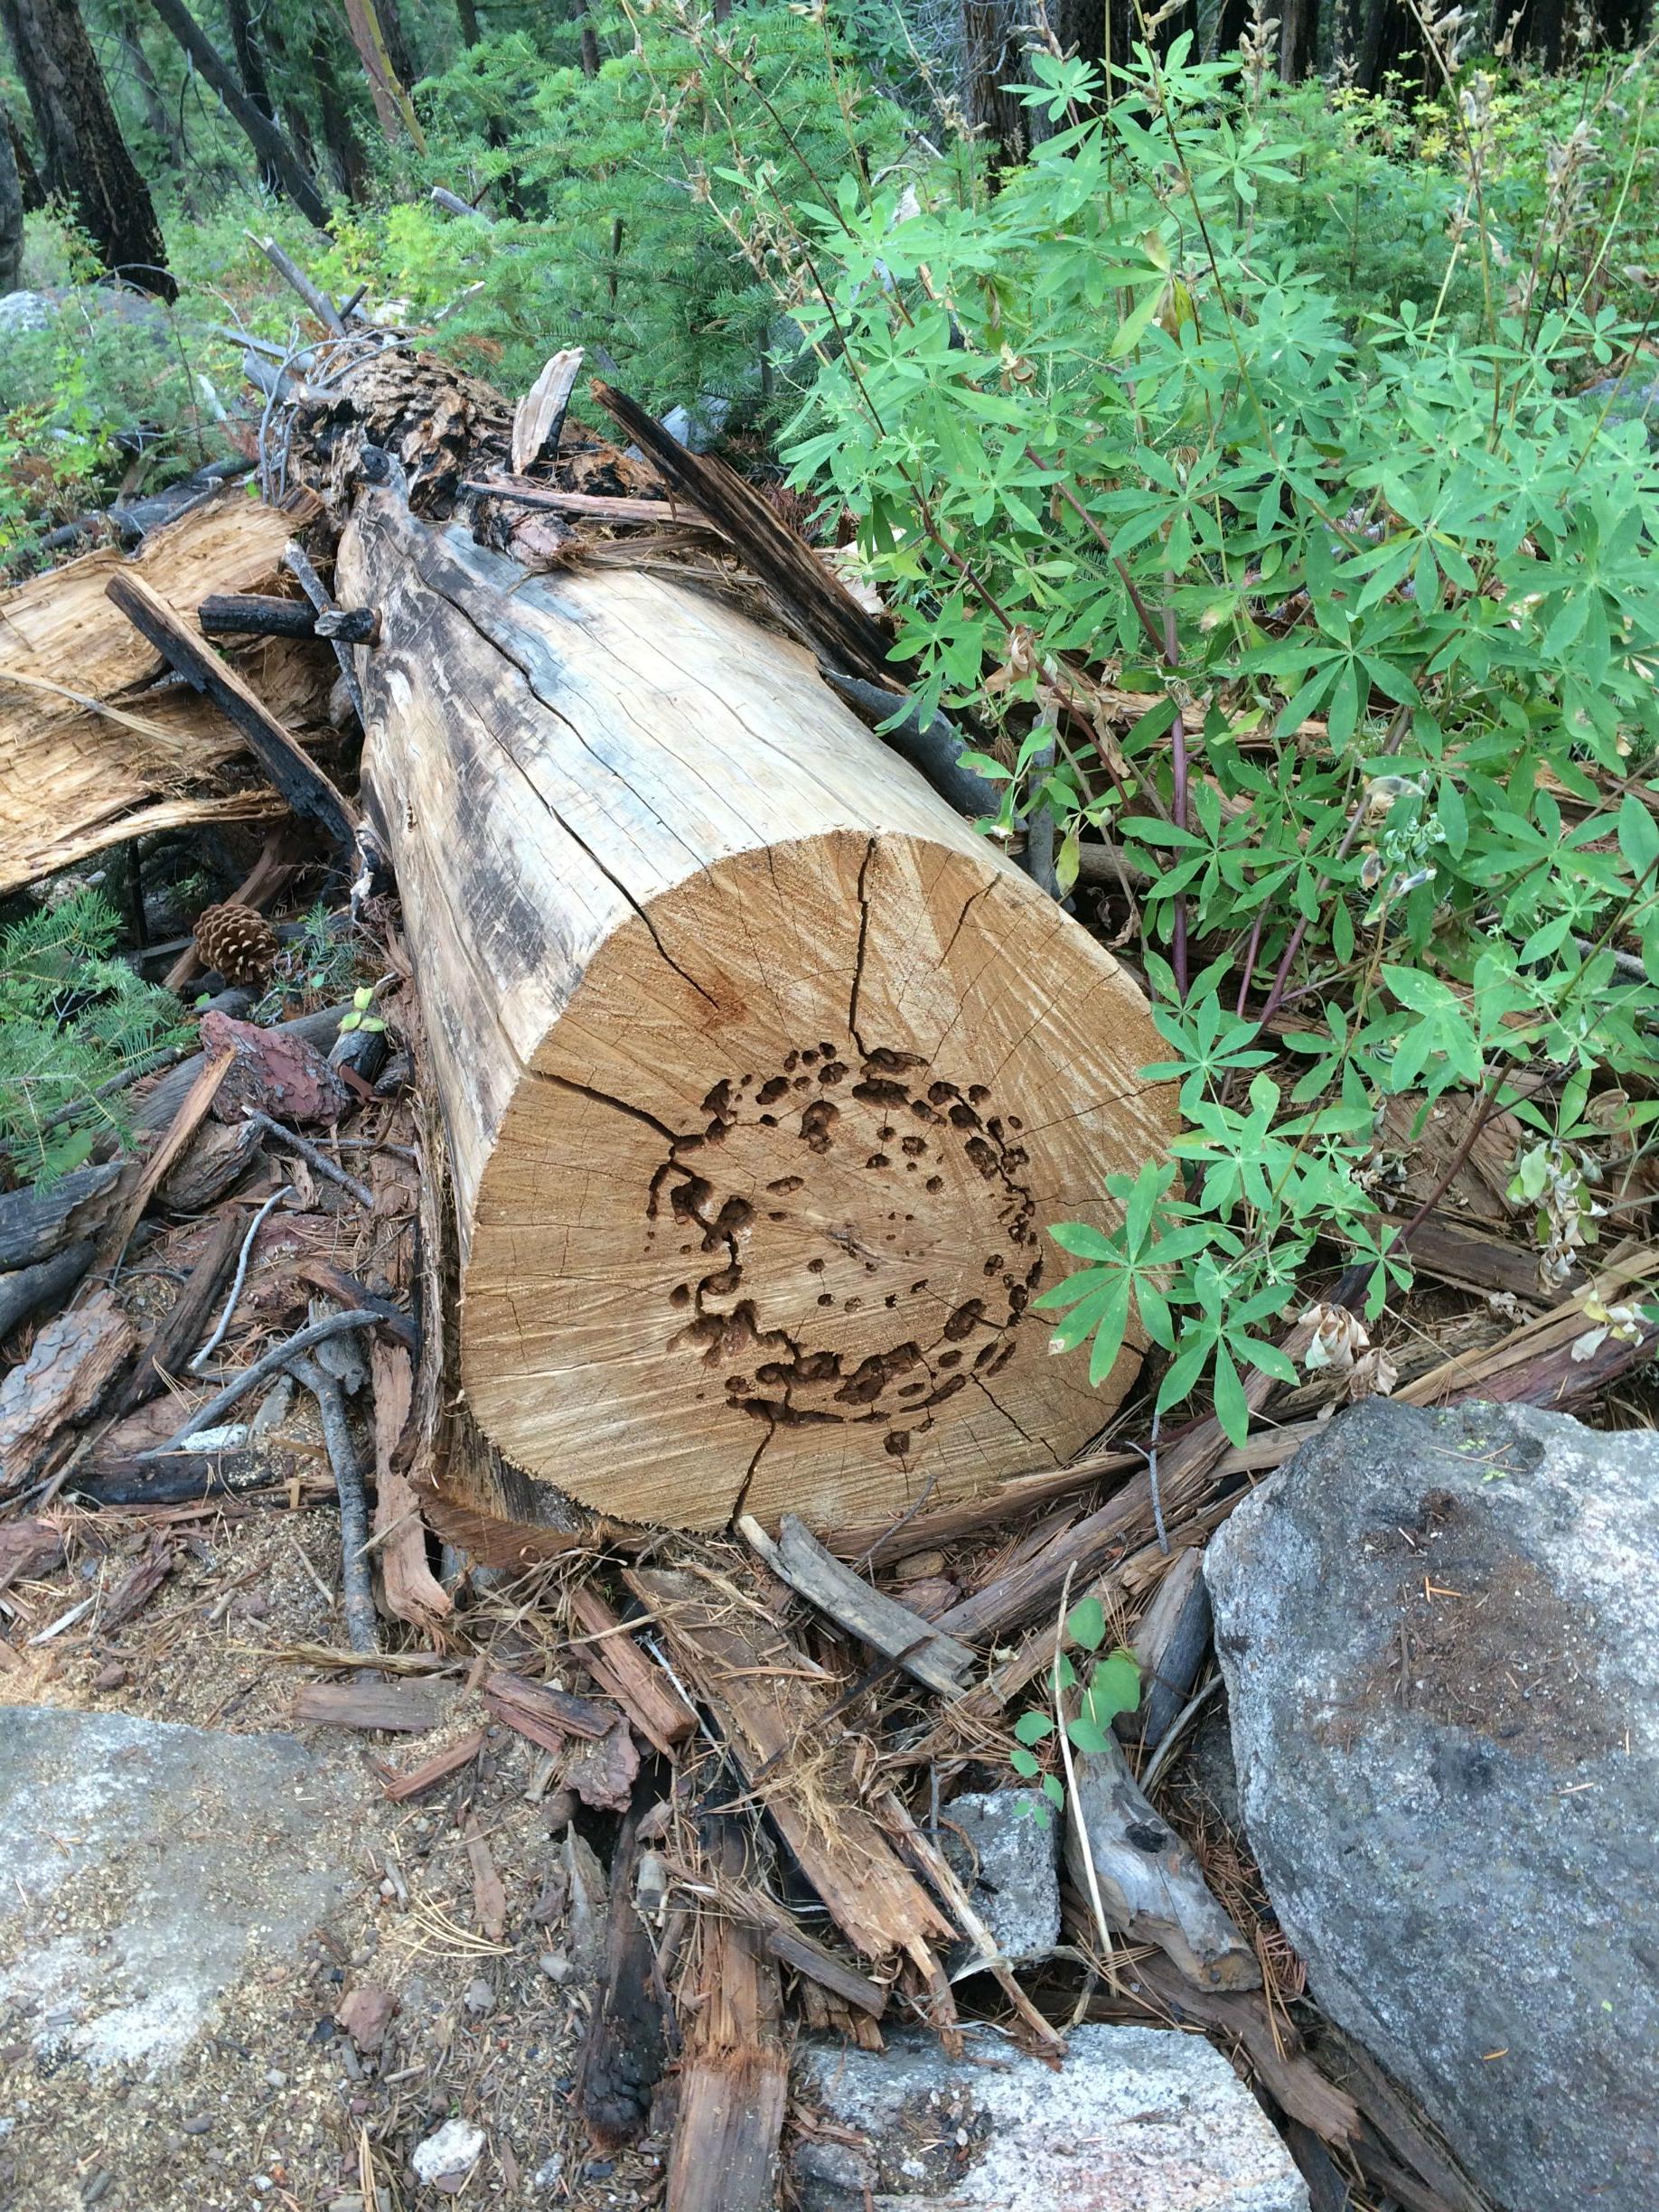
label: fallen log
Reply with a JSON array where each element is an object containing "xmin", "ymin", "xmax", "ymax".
[{"xmin": 338, "ymin": 466, "xmax": 1174, "ymax": 1531}]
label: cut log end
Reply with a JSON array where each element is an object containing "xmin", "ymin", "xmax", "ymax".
[
  {"xmin": 462, "ymin": 825, "xmax": 1167, "ymax": 1530},
  {"xmin": 342, "ymin": 487, "xmax": 1174, "ymax": 1533}
]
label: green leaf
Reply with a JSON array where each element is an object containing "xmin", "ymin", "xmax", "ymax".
[
  {"xmin": 1066, "ymin": 1595, "xmax": 1106, "ymax": 1652},
  {"xmin": 1013, "ymin": 1711, "xmax": 1054, "ymax": 1745},
  {"xmin": 1010, "ymin": 1746, "xmax": 1041, "ymax": 1778},
  {"xmin": 1041, "ymin": 1774, "xmax": 1065, "ymax": 1809},
  {"xmin": 1085, "ymin": 1648, "xmax": 1141, "ymax": 1724},
  {"xmin": 1065, "ymin": 1715, "xmax": 1111, "ymax": 1756}
]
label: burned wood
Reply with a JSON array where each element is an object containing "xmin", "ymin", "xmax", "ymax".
[
  {"xmin": 1123, "ymin": 1544, "xmax": 1211, "ymax": 1752},
  {"xmin": 576, "ymin": 1786, "xmax": 670, "ymax": 2149},
  {"xmin": 198, "ymin": 592, "xmax": 379, "ymax": 645},
  {"xmin": 104, "ymin": 573, "xmax": 360, "ymax": 853},
  {"xmin": 737, "ymin": 1510, "xmax": 975, "ymax": 1696},
  {"xmin": 69, "ymin": 1446, "xmax": 296, "ymax": 1507},
  {"xmin": 0, "ymin": 1242, "xmax": 95, "ymax": 1340},
  {"xmin": 590, "ymin": 379, "xmax": 895, "ymax": 689},
  {"xmin": 0, "ymin": 1163, "xmax": 122, "ymax": 1273}
]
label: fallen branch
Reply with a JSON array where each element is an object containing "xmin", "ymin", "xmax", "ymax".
[
  {"xmin": 289, "ymin": 1347, "xmax": 378, "ymax": 1656},
  {"xmin": 136, "ymin": 1308, "xmax": 388, "ymax": 1457},
  {"xmin": 242, "ymin": 1112, "xmax": 373, "ymax": 1206},
  {"xmin": 737, "ymin": 1511, "xmax": 974, "ymax": 1696}
]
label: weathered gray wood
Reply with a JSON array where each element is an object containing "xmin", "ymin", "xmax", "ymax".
[
  {"xmin": 0, "ymin": 1164, "xmax": 122, "ymax": 1271},
  {"xmin": 1125, "ymin": 1544, "xmax": 1212, "ymax": 1751},
  {"xmin": 1064, "ymin": 1728, "xmax": 1261, "ymax": 1992},
  {"xmin": 0, "ymin": 1240, "xmax": 95, "ymax": 1335},
  {"xmin": 739, "ymin": 1510, "xmax": 975, "ymax": 1694}
]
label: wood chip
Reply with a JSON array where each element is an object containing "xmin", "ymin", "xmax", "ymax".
[
  {"xmin": 464, "ymin": 1816, "xmax": 508, "ymax": 1942},
  {"xmin": 293, "ymin": 1679, "xmax": 440, "ymax": 1732},
  {"xmin": 373, "ymin": 1728, "xmax": 485, "ymax": 1802}
]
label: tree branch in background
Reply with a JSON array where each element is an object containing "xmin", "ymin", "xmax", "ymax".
[{"xmin": 145, "ymin": 0, "xmax": 331, "ymax": 229}]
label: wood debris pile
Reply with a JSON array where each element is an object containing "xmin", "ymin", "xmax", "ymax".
[{"xmin": 1, "ymin": 265, "xmax": 1654, "ymax": 2212}]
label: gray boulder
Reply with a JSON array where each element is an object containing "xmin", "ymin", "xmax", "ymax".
[
  {"xmin": 0, "ymin": 1705, "xmax": 351, "ymax": 2072},
  {"xmin": 794, "ymin": 2023, "xmax": 1308, "ymax": 2210},
  {"xmin": 1205, "ymin": 1397, "xmax": 1659, "ymax": 2212}
]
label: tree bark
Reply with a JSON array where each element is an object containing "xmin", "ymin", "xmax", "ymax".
[
  {"xmin": 0, "ymin": 98, "xmax": 20, "ymax": 293},
  {"xmin": 1493, "ymin": 0, "xmax": 1568, "ymax": 66},
  {"xmin": 146, "ymin": 0, "xmax": 330, "ymax": 226},
  {"xmin": 224, "ymin": 0, "xmax": 281, "ymax": 192},
  {"xmin": 961, "ymin": 0, "xmax": 1034, "ymax": 160},
  {"xmin": 310, "ymin": 26, "xmax": 369, "ymax": 202},
  {"xmin": 335, "ymin": 470, "xmax": 1172, "ymax": 1532},
  {"xmin": 0, "ymin": 0, "xmax": 173, "ymax": 295}
]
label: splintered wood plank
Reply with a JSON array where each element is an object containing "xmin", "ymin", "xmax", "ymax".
[
  {"xmin": 0, "ymin": 489, "xmax": 327, "ymax": 892},
  {"xmin": 340, "ymin": 482, "xmax": 1175, "ymax": 1532},
  {"xmin": 627, "ymin": 1563, "xmax": 954, "ymax": 1967},
  {"xmin": 739, "ymin": 1510, "xmax": 975, "ymax": 1693},
  {"xmin": 665, "ymin": 1821, "xmax": 788, "ymax": 2212}
]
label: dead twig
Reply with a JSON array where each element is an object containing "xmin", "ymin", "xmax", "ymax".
[
  {"xmin": 136, "ymin": 1309, "xmax": 387, "ymax": 1457},
  {"xmin": 288, "ymin": 1348, "xmax": 378, "ymax": 1656},
  {"xmin": 243, "ymin": 1112, "xmax": 373, "ymax": 1206},
  {"xmin": 192, "ymin": 1186, "xmax": 294, "ymax": 1373}
]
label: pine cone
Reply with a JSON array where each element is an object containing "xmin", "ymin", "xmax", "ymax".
[{"xmin": 193, "ymin": 900, "xmax": 278, "ymax": 985}]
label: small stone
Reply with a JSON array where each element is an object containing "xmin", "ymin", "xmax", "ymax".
[
  {"xmin": 537, "ymin": 1951, "xmax": 571, "ymax": 1984},
  {"xmin": 939, "ymin": 1789, "xmax": 1061, "ymax": 1967},
  {"xmin": 464, "ymin": 1975, "xmax": 493, "ymax": 2014},
  {"xmin": 530, "ymin": 2154, "xmax": 564, "ymax": 2190},
  {"xmin": 91, "ymin": 1664, "xmax": 127, "ymax": 1693},
  {"xmin": 182, "ymin": 2117, "xmax": 213, "ymax": 2136},
  {"xmin": 411, "ymin": 2118, "xmax": 485, "ymax": 2189},
  {"xmin": 335, "ymin": 1984, "xmax": 396, "ymax": 2056},
  {"xmin": 81, "ymin": 2172, "xmax": 113, "ymax": 2206},
  {"xmin": 264, "ymin": 2067, "xmax": 286, "ymax": 2089}
]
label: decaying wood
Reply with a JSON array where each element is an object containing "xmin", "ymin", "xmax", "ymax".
[
  {"xmin": 340, "ymin": 471, "xmax": 1171, "ymax": 1532},
  {"xmin": 1124, "ymin": 1544, "xmax": 1211, "ymax": 1751},
  {"xmin": 0, "ymin": 1163, "xmax": 123, "ymax": 1273},
  {"xmin": 737, "ymin": 1511, "xmax": 975, "ymax": 1695},
  {"xmin": 1122, "ymin": 1954, "xmax": 1362, "ymax": 2145},
  {"xmin": 467, "ymin": 477, "xmax": 712, "ymax": 529},
  {"xmin": 0, "ymin": 1242, "xmax": 95, "ymax": 1341},
  {"xmin": 373, "ymin": 1728, "xmax": 485, "ymax": 1801},
  {"xmin": 629, "ymin": 1563, "xmax": 954, "ymax": 1968},
  {"xmin": 291, "ymin": 1678, "xmax": 439, "ymax": 1730},
  {"xmin": 565, "ymin": 1585, "xmax": 695, "ymax": 1757},
  {"xmin": 0, "ymin": 487, "xmax": 328, "ymax": 891},
  {"xmin": 369, "ymin": 1339, "xmax": 451, "ymax": 1632},
  {"xmin": 1064, "ymin": 1728, "xmax": 1261, "ymax": 1991},
  {"xmin": 464, "ymin": 1817, "xmax": 509, "ymax": 1941},
  {"xmin": 85, "ymin": 1044, "xmax": 235, "ymax": 1278},
  {"xmin": 1310, "ymin": 2024, "xmax": 1486, "ymax": 2212},
  {"xmin": 113, "ymin": 1208, "xmax": 243, "ymax": 1414},
  {"xmin": 664, "ymin": 1821, "xmax": 788, "ymax": 2212},
  {"xmin": 576, "ymin": 1787, "xmax": 670, "ymax": 2148},
  {"xmin": 106, "ymin": 574, "xmax": 360, "ymax": 855},
  {"xmin": 0, "ymin": 1291, "xmax": 136, "ymax": 1491}
]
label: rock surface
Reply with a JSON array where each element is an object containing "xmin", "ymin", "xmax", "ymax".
[
  {"xmin": 793, "ymin": 2024, "xmax": 1308, "ymax": 2211},
  {"xmin": 0, "ymin": 1705, "xmax": 350, "ymax": 2072},
  {"xmin": 1205, "ymin": 1396, "xmax": 1659, "ymax": 2212},
  {"xmin": 939, "ymin": 1787, "xmax": 1060, "ymax": 1970}
]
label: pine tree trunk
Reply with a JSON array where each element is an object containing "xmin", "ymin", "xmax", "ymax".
[
  {"xmin": 2, "ymin": 102, "xmax": 42, "ymax": 211},
  {"xmin": 147, "ymin": 0, "xmax": 330, "ymax": 228},
  {"xmin": 224, "ymin": 0, "xmax": 282, "ymax": 194},
  {"xmin": 0, "ymin": 0, "xmax": 173, "ymax": 295},
  {"xmin": 961, "ymin": 0, "xmax": 1033, "ymax": 159},
  {"xmin": 110, "ymin": 0, "xmax": 179, "ymax": 165},
  {"xmin": 1279, "ymin": 0, "xmax": 1317, "ymax": 80},
  {"xmin": 310, "ymin": 29, "xmax": 368, "ymax": 203},
  {"xmin": 0, "ymin": 109, "xmax": 21, "ymax": 294}
]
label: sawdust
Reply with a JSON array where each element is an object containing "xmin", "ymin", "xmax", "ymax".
[{"xmin": 0, "ymin": 1502, "xmax": 663, "ymax": 2212}]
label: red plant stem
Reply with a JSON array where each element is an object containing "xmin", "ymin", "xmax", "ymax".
[
  {"xmin": 1234, "ymin": 907, "xmax": 1267, "ymax": 1017},
  {"xmin": 1255, "ymin": 801, "xmax": 1369, "ymax": 1026}
]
